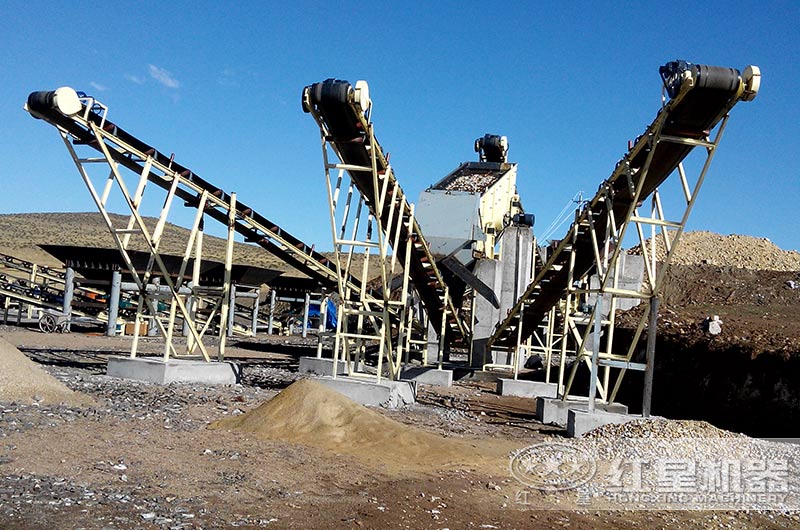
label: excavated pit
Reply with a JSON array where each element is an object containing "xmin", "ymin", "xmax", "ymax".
[{"xmin": 607, "ymin": 260, "xmax": 800, "ymax": 438}]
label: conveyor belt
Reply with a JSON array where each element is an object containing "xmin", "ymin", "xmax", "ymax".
[
  {"xmin": 0, "ymin": 252, "xmax": 101, "ymax": 312},
  {"xmin": 0, "ymin": 285, "xmax": 66, "ymax": 313},
  {"xmin": 1, "ymin": 252, "xmax": 67, "ymax": 283},
  {"xmin": 489, "ymin": 61, "xmax": 758, "ymax": 348},
  {"xmin": 303, "ymin": 79, "xmax": 470, "ymax": 345},
  {"xmin": 25, "ymin": 89, "xmax": 366, "ymax": 300}
]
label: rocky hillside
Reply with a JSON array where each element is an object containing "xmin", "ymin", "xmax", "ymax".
[{"xmin": 630, "ymin": 231, "xmax": 800, "ymax": 271}]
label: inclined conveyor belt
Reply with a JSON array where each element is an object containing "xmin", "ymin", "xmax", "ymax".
[
  {"xmin": 303, "ymin": 79, "xmax": 469, "ymax": 345},
  {"xmin": 25, "ymin": 90, "xmax": 362, "ymax": 297},
  {"xmin": 489, "ymin": 62, "xmax": 756, "ymax": 348}
]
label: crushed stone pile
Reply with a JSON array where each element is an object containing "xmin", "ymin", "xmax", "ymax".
[
  {"xmin": 211, "ymin": 379, "xmax": 510, "ymax": 471},
  {"xmin": 0, "ymin": 336, "xmax": 94, "ymax": 407},
  {"xmin": 629, "ymin": 231, "xmax": 800, "ymax": 271},
  {"xmin": 584, "ymin": 418, "xmax": 742, "ymax": 439}
]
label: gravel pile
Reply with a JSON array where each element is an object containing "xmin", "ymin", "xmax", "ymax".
[
  {"xmin": 629, "ymin": 231, "xmax": 800, "ymax": 271},
  {"xmin": 568, "ymin": 425, "xmax": 800, "ymax": 510},
  {"xmin": 437, "ymin": 170, "xmax": 501, "ymax": 193},
  {"xmin": 0, "ymin": 363, "xmax": 282, "ymax": 439},
  {"xmin": 583, "ymin": 418, "xmax": 742, "ymax": 439}
]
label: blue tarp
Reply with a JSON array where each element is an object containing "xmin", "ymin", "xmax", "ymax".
[{"xmin": 307, "ymin": 299, "xmax": 337, "ymax": 329}]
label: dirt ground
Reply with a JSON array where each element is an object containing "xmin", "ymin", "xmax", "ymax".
[{"xmin": 1, "ymin": 327, "xmax": 799, "ymax": 529}]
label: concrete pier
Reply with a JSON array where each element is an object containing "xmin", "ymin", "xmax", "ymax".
[
  {"xmin": 107, "ymin": 356, "xmax": 240, "ymax": 385},
  {"xmin": 567, "ymin": 409, "xmax": 654, "ymax": 438},
  {"xmin": 497, "ymin": 378, "xmax": 557, "ymax": 398},
  {"xmin": 315, "ymin": 376, "xmax": 416, "ymax": 409},
  {"xmin": 536, "ymin": 396, "xmax": 629, "ymax": 427},
  {"xmin": 298, "ymin": 356, "xmax": 351, "ymax": 377},
  {"xmin": 400, "ymin": 366, "xmax": 453, "ymax": 387}
]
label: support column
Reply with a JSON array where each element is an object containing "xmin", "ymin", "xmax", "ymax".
[
  {"xmin": 316, "ymin": 294, "xmax": 327, "ymax": 358},
  {"xmin": 267, "ymin": 289, "xmax": 276, "ymax": 335},
  {"xmin": 251, "ymin": 288, "xmax": 260, "ymax": 336},
  {"xmin": 182, "ymin": 284, "xmax": 194, "ymax": 338},
  {"xmin": 425, "ymin": 321, "xmax": 439, "ymax": 366},
  {"xmin": 302, "ymin": 292, "xmax": 310, "ymax": 338},
  {"xmin": 27, "ymin": 264, "xmax": 37, "ymax": 319},
  {"xmin": 642, "ymin": 297, "xmax": 659, "ymax": 417},
  {"xmin": 470, "ymin": 258, "xmax": 502, "ymax": 368},
  {"xmin": 106, "ymin": 270, "xmax": 122, "ymax": 336},
  {"xmin": 62, "ymin": 267, "xmax": 75, "ymax": 332},
  {"xmin": 588, "ymin": 297, "xmax": 602, "ymax": 412},
  {"xmin": 218, "ymin": 192, "xmax": 237, "ymax": 361},
  {"xmin": 227, "ymin": 283, "xmax": 237, "ymax": 337}
]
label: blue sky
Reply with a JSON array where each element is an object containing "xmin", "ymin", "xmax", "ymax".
[{"xmin": 1, "ymin": 1, "xmax": 798, "ymax": 252}]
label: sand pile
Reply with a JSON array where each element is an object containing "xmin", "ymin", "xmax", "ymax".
[
  {"xmin": 629, "ymin": 231, "xmax": 800, "ymax": 271},
  {"xmin": 0, "ymin": 336, "xmax": 94, "ymax": 407},
  {"xmin": 212, "ymin": 380, "xmax": 511, "ymax": 472}
]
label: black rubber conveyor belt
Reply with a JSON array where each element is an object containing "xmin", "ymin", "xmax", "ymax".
[
  {"xmin": 25, "ymin": 89, "xmax": 353, "ymax": 293},
  {"xmin": 490, "ymin": 61, "xmax": 749, "ymax": 348},
  {"xmin": 304, "ymin": 78, "xmax": 469, "ymax": 345}
]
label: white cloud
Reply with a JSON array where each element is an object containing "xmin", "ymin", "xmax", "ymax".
[
  {"xmin": 218, "ymin": 68, "xmax": 239, "ymax": 87},
  {"xmin": 124, "ymin": 73, "xmax": 145, "ymax": 85},
  {"xmin": 147, "ymin": 64, "xmax": 180, "ymax": 89},
  {"xmin": 89, "ymin": 81, "xmax": 108, "ymax": 91}
]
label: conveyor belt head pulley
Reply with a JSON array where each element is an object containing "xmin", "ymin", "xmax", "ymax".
[
  {"xmin": 474, "ymin": 134, "xmax": 509, "ymax": 163},
  {"xmin": 26, "ymin": 87, "xmax": 83, "ymax": 118},
  {"xmin": 659, "ymin": 60, "xmax": 748, "ymax": 100}
]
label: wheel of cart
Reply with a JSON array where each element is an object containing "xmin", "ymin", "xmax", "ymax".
[{"xmin": 38, "ymin": 310, "xmax": 70, "ymax": 333}]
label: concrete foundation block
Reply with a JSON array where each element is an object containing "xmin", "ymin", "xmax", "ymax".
[
  {"xmin": 298, "ymin": 356, "xmax": 351, "ymax": 377},
  {"xmin": 107, "ymin": 356, "xmax": 239, "ymax": 385},
  {"xmin": 536, "ymin": 396, "xmax": 629, "ymax": 427},
  {"xmin": 315, "ymin": 376, "xmax": 416, "ymax": 409},
  {"xmin": 400, "ymin": 366, "xmax": 453, "ymax": 387},
  {"xmin": 459, "ymin": 370, "xmax": 507, "ymax": 383},
  {"xmin": 497, "ymin": 379, "xmax": 558, "ymax": 399},
  {"xmin": 490, "ymin": 349, "xmax": 527, "ymax": 372},
  {"xmin": 567, "ymin": 409, "xmax": 641, "ymax": 438}
]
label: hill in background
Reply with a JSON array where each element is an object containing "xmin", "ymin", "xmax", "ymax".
[
  {"xmin": 630, "ymin": 231, "xmax": 800, "ymax": 272},
  {"xmin": 0, "ymin": 212, "xmax": 303, "ymax": 276},
  {"xmin": 0, "ymin": 212, "xmax": 385, "ymax": 281}
]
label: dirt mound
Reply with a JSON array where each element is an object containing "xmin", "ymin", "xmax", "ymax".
[
  {"xmin": 211, "ymin": 379, "xmax": 513, "ymax": 472},
  {"xmin": 0, "ymin": 336, "xmax": 94, "ymax": 407},
  {"xmin": 629, "ymin": 231, "xmax": 800, "ymax": 271}
]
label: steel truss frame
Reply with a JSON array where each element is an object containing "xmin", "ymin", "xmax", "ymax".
[
  {"xmin": 63, "ymin": 129, "xmax": 235, "ymax": 361},
  {"xmin": 302, "ymin": 80, "xmax": 470, "ymax": 354},
  {"xmin": 28, "ymin": 88, "xmax": 391, "ymax": 361},
  {"xmin": 310, "ymin": 100, "xmax": 417, "ymax": 382},
  {"xmin": 45, "ymin": 96, "xmax": 239, "ymax": 361},
  {"xmin": 518, "ymin": 110, "xmax": 734, "ymax": 411}
]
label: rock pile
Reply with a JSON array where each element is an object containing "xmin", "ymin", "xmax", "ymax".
[
  {"xmin": 629, "ymin": 231, "xmax": 800, "ymax": 271},
  {"xmin": 583, "ymin": 418, "xmax": 741, "ymax": 439},
  {"xmin": 438, "ymin": 170, "xmax": 501, "ymax": 193}
]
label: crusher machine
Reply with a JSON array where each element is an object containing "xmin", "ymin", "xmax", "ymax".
[{"xmin": 414, "ymin": 135, "xmax": 538, "ymax": 370}]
